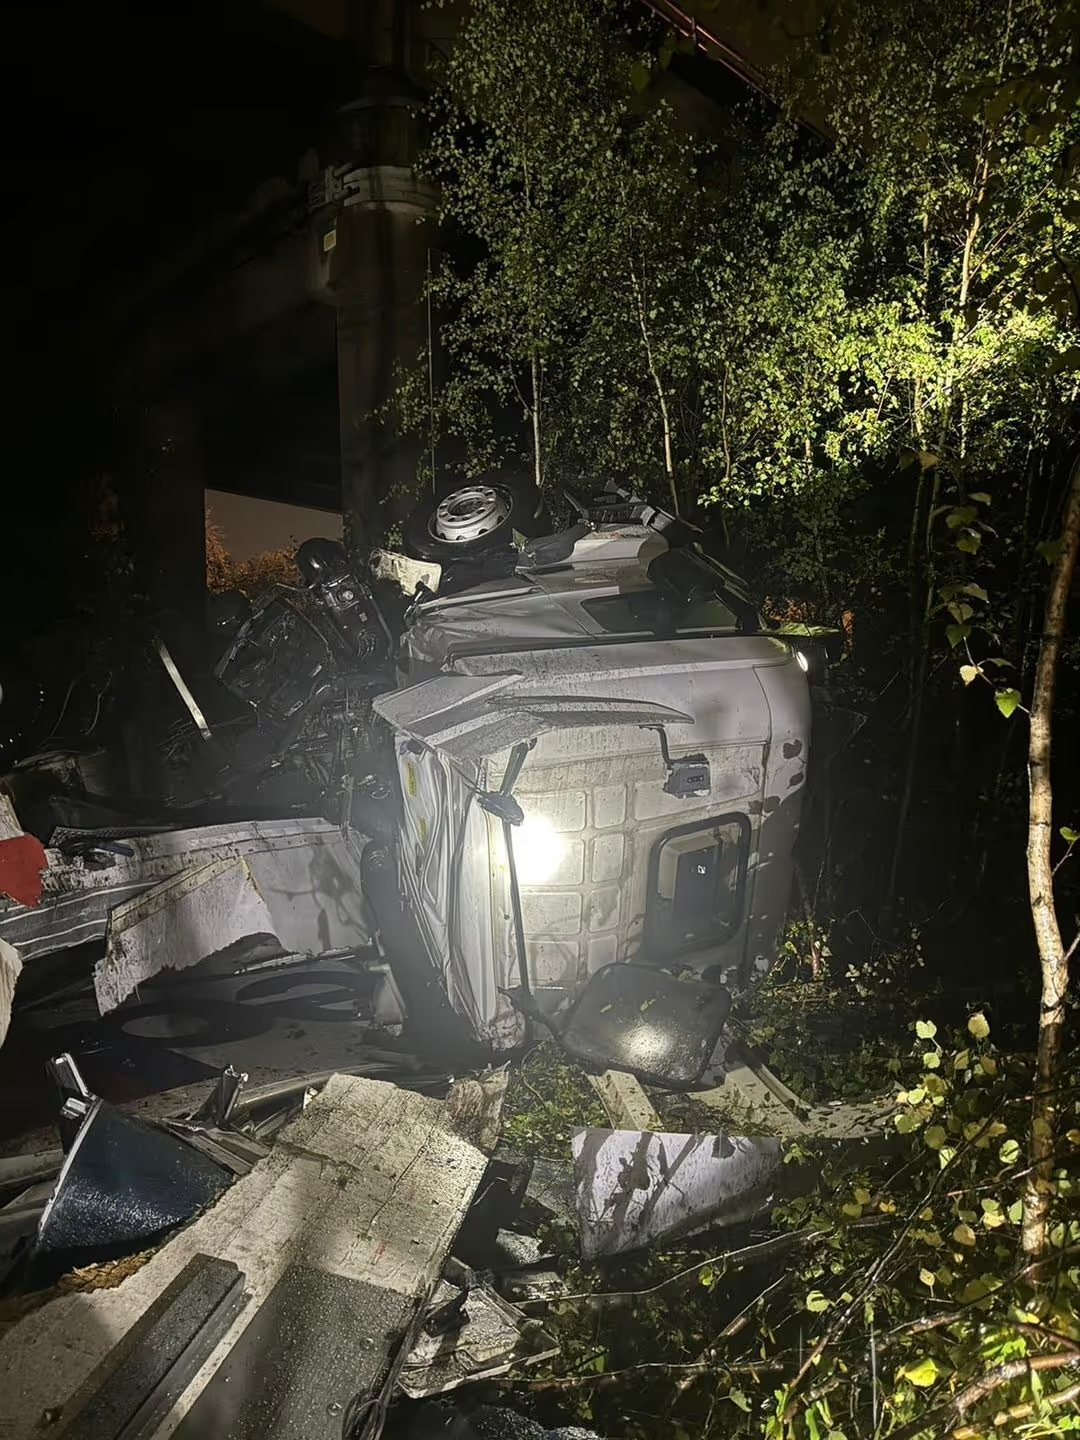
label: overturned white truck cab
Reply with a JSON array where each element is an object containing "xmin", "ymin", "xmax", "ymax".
[
  {"xmin": 0, "ymin": 488, "xmax": 812, "ymax": 1087},
  {"xmin": 371, "ymin": 497, "xmax": 811, "ymax": 1079}
]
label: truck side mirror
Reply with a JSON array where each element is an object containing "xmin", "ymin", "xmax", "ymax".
[{"xmin": 556, "ymin": 964, "xmax": 731, "ymax": 1090}]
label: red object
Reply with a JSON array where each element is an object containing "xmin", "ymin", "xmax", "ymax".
[{"xmin": 0, "ymin": 833, "xmax": 48, "ymax": 907}]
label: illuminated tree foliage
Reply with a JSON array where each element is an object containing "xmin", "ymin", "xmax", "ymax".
[{"xmin": 402, "ymin": 0, "xmax": 715, "ymax": 504}]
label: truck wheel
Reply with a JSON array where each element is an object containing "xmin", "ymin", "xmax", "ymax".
[
  {"xmin": 401, "ymin": 473, "xmax": 553, "ymax": 562},
  {"xmin": 402, "ymin": 484, "xmax": 515, "ymax": 561}
]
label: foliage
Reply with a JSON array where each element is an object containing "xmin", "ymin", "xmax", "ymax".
[
  {"xmin": 779, "ymin": 0, "xmax": 1080, "ymax": 667},
  {"xmin": 497, "ymin": 1020, "xmax": 1080, "ymax": 1439},
  {"xmin": 501, "ymin": 1040, "xmax": 606, "ymax": 1156},
  {"xmin": 401, "ymin": 0, "xmax": 729, "ymax": 505},
  {"xmin": 736, "ymin": 944, "xmax": 916, "ymax": 1103},
  {"xmin": 389, "ymin": 8, "xmax": 1080, "ymax": 1431},
  {"xmin": 761, "ymin": 1013, "xmax": 1080, "ymax": 1438},
  {"xmin": 408, "ymin": 0, "xmax": 1078, "ymax": 512},
  {"xmin": 204, "ymin": 509, "xmax": 297, "ymax": 597},
  {"xmin": 413, "ymin": 0, "xmax": 628, "ymax": 489}
]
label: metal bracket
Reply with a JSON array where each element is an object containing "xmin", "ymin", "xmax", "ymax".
[
  {"xmin": 647, "ymin": 726, "xmax": 710, "ymax": 799},
  {"xmin": 156, "ymin": 638, "xmax": 211, "ymax": 740}
]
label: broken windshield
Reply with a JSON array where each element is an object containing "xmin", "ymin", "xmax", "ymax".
[{"xmin": 579, "ymin": 590, "xmax": 739, "ymax": 635}]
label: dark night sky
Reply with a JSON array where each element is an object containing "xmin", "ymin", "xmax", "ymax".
[
  {"xmin": 0, "ymin": 1, "xmax": 356, "ymax": 560},
  {"xmin": 3, "ymin": 1, "xmax": 348, "ymax": 375},
  {"xmin": 0, "ymin": 1, "xmax": 762, "ymax": 539}
]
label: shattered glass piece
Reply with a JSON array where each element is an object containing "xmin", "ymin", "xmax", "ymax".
[{"xmin": 34, "ymin": 1100, "xmax": 229, "ymax": 1281}]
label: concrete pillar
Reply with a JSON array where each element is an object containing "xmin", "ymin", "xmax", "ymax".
[
  {"xmin": 348, "ymin": 0, "xmax": 405, "ymax": 70},
  {"xmin": 308, "ymin": 0, "xmax": 439, "ymax": 549},
  {"xmin": 331, "ymin": 194, "xmax": 435, "ymax": 547}
]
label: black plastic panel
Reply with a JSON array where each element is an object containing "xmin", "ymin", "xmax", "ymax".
[
  {"xmin": 34, "ymin": 1102, "xmax": 229, "ymax": 1282},
  {"xmin": 173, "ymin": 1263, "xmax": 414, "ymax": 1439},
  {"xmin": 558, "ymin": 964, "xmax": 731, "ymax": 1089}
]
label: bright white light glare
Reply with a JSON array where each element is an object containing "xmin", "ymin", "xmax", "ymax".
[
  {"xmin": 512, "ymin": 814, "xmax": 566, "ymax": 885},
  {"xmin": 795, "ymin": 649, "xmax": 810, "ymax": 672}
]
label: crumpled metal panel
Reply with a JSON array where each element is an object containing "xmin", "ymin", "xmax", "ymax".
[
  {"xmin": 92, "ymin": 829, "xmax": 374, "ymax": 1019},
  {"xmin": 374, "ymin": 672, "xmax": 692, "ymax": 762},
  {"xmin": 572, "ymin": 1127, "xmax": 781, "ymax": 1258},
  {"xmin": 97, "ymin": 857, "xmax": 277, "ymax": 1013},
  {"xmin": 403, "ymin": 592, "xmax": 589, "ymax": 668},
  {"xmin": 0, "ymin": 818, "xmax": 367, "ymax": 965},
  {"xmin": 94, "ymin": 826, "xmax": 371, "ymax": 1014},
  {"xmin": 401, "ymin": 525, "xmax": 669, "ymax": 671},
  {"xmin": 399, "ymin": 1280, "xmax": 558, "ymax": 1397}
]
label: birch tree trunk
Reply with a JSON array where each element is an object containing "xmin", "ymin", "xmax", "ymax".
[
  {"xmin": 1022, "ymin": 451, "xmax": 1080, "ymax": 1259},
  {"xmin": 628, "ymin": 260, "xmax": 679, "ymax": 516},
  {"xmin": 530, "ymin": 352, "xmax": 543, "ymax": 492}
]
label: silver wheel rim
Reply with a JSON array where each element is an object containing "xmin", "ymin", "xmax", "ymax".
[{"xmin": 430, "ymin": 486, "xmax": 510, "ymax": 544}]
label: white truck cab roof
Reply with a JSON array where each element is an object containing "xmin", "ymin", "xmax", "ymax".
[{"xmin": 404, "ymin": 524, "xmax": 760, "ymax": 666}]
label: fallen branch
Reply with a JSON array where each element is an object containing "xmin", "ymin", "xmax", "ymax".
[
  {"xmin": 676, "ymin": 1273, "xmax": 792, "ymax": 1395},
  {"xmin": 956, "ymin": 1349, "xmax": 1080, "ymax": 1413},
  {"xmin": 505, "ymin": 1357, "xmax": 787, "ymax": 1393},
  {"xmin": 881, "ymin": 1308, "xmax": 967, "ymax": 1344},
  {"xmin": 781, "ymin": 1104, "xmax": 1010, "ymax": 1417},
  {"xmin": 887, "ymin": 1349, "xmax": 1080, "ymax": 1440},
  {"xmin": 882, "ymin": 1308, "xmax": 1080, "ymax": 1354},
  {"xmin": 519, "ymin": 1226, "xmax": 825, "ymax": 1314},
  {"xmin": 1012, "ymin": 1240, "xmax": 1080, "ymax": 1285},
  {"xmin": 956, "ymin": 1378, "xmax": 1080, "ymax": 1436},
  {"xmin": 782, "ymin": 1193, "xmax": 935, "ymax": 1411}
]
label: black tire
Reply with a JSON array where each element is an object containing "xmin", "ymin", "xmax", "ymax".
[
  {"xmin": 401, "ymin": 472, "xmax": 553, "ymax": 562},
  {"xmin": 401, "ymin": 486, "xmax": 515, "ymax": 562}
]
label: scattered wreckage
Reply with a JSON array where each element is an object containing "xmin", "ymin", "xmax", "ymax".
[
  {"xmin": 0, "ymin": 480, "xmax": 877, "ymax": 1436},
  {"xmin": 0, "ymin": 1058, "xmax": 521, "ymax": 1436},
  {"xmin": 1, "ymin": 480, "xmax": 821, "ymax": 1086},
  {"xmin": 0, "ymin": 1044, "xmax": 890, "ymax": 1438}
]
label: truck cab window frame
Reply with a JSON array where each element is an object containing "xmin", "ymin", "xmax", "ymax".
[{"xmin": 644, "ymin": 813, "xmax": 751, "ymax": 961}]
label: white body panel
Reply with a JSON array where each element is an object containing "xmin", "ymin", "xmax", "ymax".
[{"xmin": 378, "ymin": 526, "xmax": 812, "ymax": 1048}]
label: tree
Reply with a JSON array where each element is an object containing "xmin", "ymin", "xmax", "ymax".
[
  {"xmin": 777, "ymin": 0, "xmax": 1080, "ymax": 910},
  {"xmin": 1022, "ymin": 453, "xmax": 1080, "ymax": 1257},
  {"xmin": 405, "ymin": 0, "xmax": 727, "ymax": 511},
  {"xmin": 205, "ymin": 509, "xmax": 297, "ymax": 596},
  {"xmin": 776, "ymin": 0, "xmax": 1079, "ymax": 1262},
  {"xmin": 420, "ymin": 0, "xmax": 619, "ymax": 490},
  {"xmin": 557, "ymin": 69, "xmax": 709, "ymax": 514}
]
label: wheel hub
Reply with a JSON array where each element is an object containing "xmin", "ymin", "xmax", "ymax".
[{"xmin": 430, "ymin": 486, "xmax": 510, "ymax": 544}]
